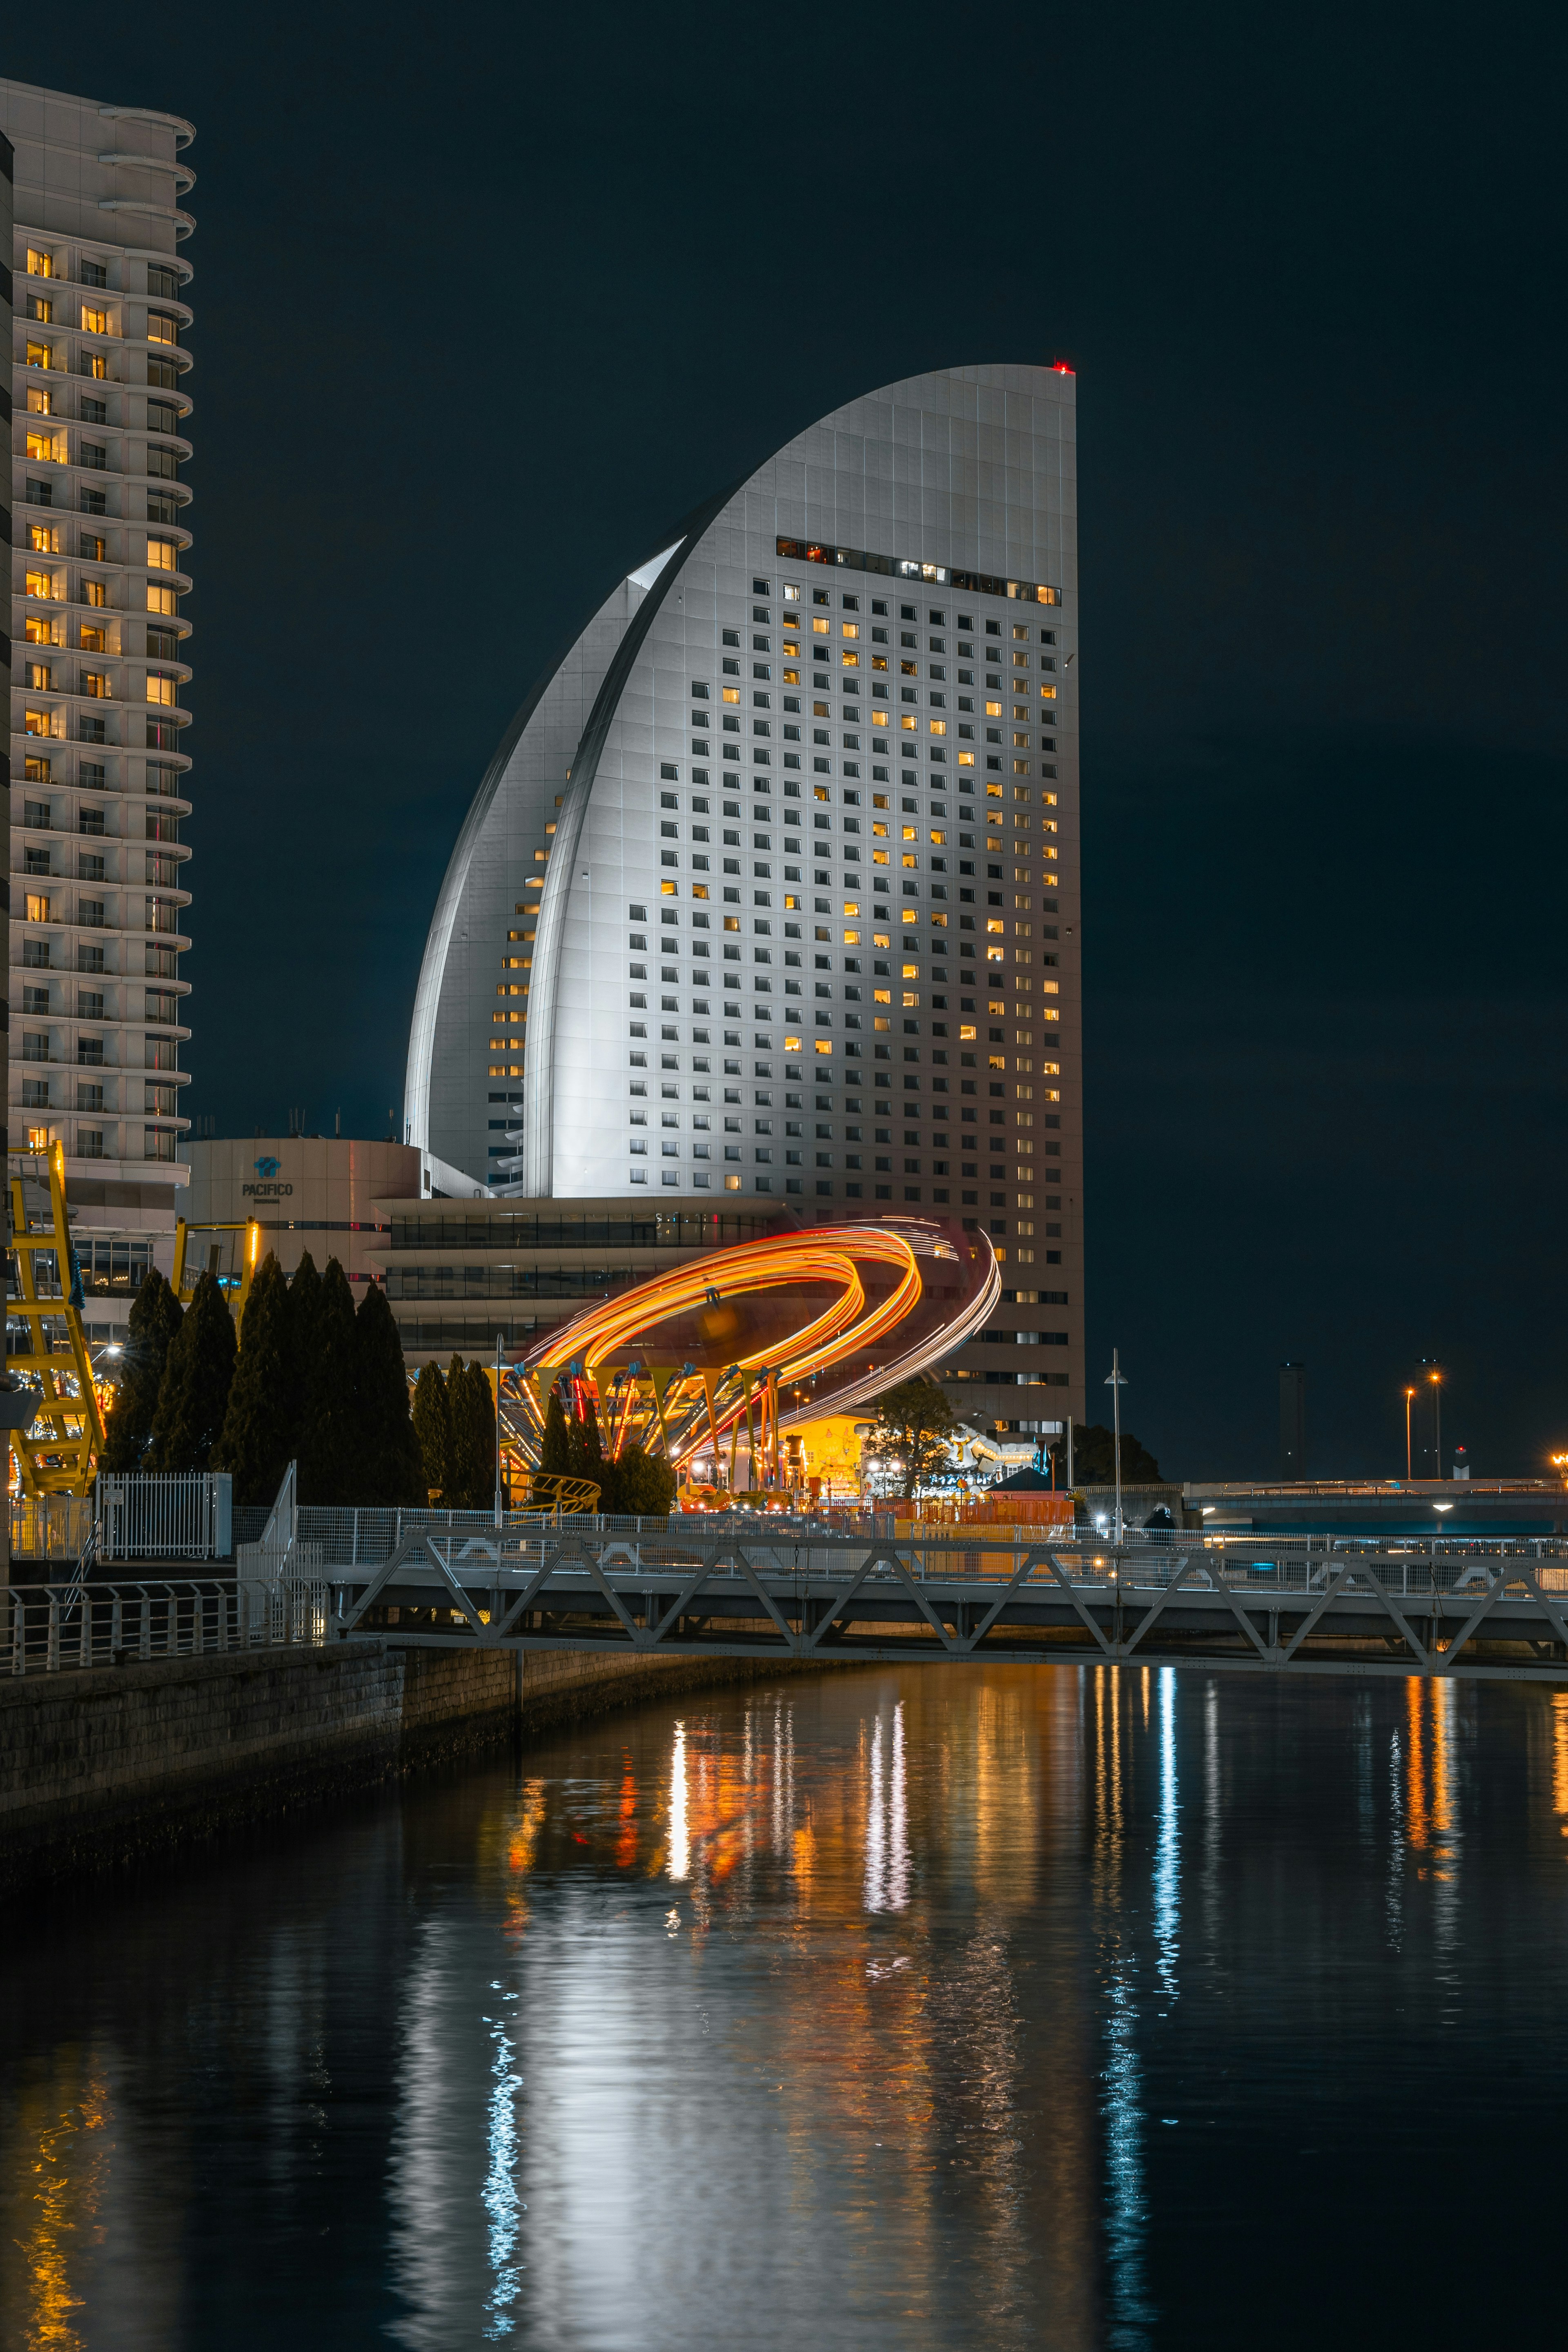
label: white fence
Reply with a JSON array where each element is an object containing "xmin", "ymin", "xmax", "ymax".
[{"xmin": 97, "ymin": 1473, "xmax": 232, "ymax": 1563}]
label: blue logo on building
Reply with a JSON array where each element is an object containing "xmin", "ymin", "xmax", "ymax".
[{"xmin": 254, "ymin": 1155, "xmax": 282, "ymax": 1179}]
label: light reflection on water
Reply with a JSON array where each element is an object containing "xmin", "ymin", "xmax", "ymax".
[{"xmin": 3, "ymin": 1664, "xmax": 1568, "ymax": 2350}]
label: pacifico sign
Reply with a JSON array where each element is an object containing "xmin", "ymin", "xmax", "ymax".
[{"xmin": 243, "ymin": 1154, "xmax": 292, "ymax": 1200}]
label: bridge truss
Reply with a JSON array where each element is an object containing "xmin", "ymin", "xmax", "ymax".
[{"xmin": 328, "ymin": 1524, "xmax": 1568, "ymax": 1686}]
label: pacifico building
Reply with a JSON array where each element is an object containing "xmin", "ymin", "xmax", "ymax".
[
  {"xmin": 399, "ymin": 365, "xmax": 1083, "ymax": 1430},
  {"xmin": 4, "ymin": 76, "xmax": 195, "ymax": 1325}
]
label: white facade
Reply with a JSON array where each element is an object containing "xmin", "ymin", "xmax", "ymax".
[
  {"xmin": 407, "ymin": 365, "xmax": 1084, "ymax": 1420},
  {"xmin": 182, "ymin": 1136, "xmax": 487, "ymax": 1290},
  {"xmin": 3, "ymin": 77, "xmax": 195, "ymax": 1279}
]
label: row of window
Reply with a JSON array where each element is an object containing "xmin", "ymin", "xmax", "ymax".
[
  {"xmin": 9, "ymin": 1122, "xmax": 181, "ymax": 1163},
  {"xmin": 22, "ymin": 477, "xmax": 185, "ymax": 525},
  {"xmin": 625, "ymin": 1169, "xmax": 1050, "ymax": 1207},
  {"xmin": 18, "ymin": 754, "xmax": 190, "ymax": 802},
  {"xmin": 770, "ymin": 546, "xmax": 1062, "ymax": 604},
  {"xmin": 26, "ymin": 247, "xmax": 185, "ymax": 300},
  {"xmin": 24, "ymin": 518, "xmax": 188, "ymax": 570}
]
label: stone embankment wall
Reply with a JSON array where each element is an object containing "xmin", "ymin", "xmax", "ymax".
[{"xmin": 1, "ymin": 1635, "xmax": 831, "ymax": 1892}]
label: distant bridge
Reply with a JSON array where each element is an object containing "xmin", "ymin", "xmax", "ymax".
[{"xmin": 330, "ymin": 1522, "xmax": 1568, "ymax": 1686}]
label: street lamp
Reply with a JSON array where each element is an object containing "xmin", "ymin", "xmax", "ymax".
[
  {"xmin": 1552, "ymin": 1452, "xmax": 1568, "ymax": 1490},
  {"xmin": 1429, "ymin": 1368, "xmax": 1443, "ymax": 1481},
  {"xmin": 493, "ymin": 1330, "xmax": 505, "ymax": 1528},
  {"xmin": 1405, "ymin": 1387, "xmax": 1416, "ymax": 1481},
  {"xmin": 1104, "ymin": 1349, "xmax": 1128, "ymax": 1543}
]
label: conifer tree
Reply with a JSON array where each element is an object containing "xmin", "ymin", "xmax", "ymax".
[
  {"xmin": 100, "ymin": 1268, "xmax": 183, "ymax": 1473},
  {"xmin": 211, "ymin": 1252, "xmax": 300, "ymax": 1505},
  {"xmin": 444, "ymin": 1356, "xmax": 497, "ymax": 1508},
  {"xmin": 610, "ymin": 1442, "xmax": 676, "ymax": 1519},
  {"xmin": 411, "ymin": 1361, "xmax": 452, "ymax": 1501},
  {"xmin": 441, "ymin": 1357, "xmax": 473, "ymax": 1503},
  {"xmin": 566, "ymin": 1385, "xmax": 604, "ymax": 1491},
  {"xmin": 298, "ymin": 1256, "xmax": 359, "ymax": 1505},
  {"xmin": 355, "ymin": 1281, "xmax": 426, "ymax": 1506},
  {"xmin": 539, "ymin": 1388, "xmax": 570, "ymax": 1475},
  {"xmin": 290, "ymin": 1250, "xmax": 323, "ymax": 1374},
  {"xmin": 145, "ymin": 1269, "xmax": 237, "ymax": 1473}
]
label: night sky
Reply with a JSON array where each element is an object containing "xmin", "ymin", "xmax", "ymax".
[{"xmin": 10, "ymin": 5, "xmax": 1565, "ymax": 1479}]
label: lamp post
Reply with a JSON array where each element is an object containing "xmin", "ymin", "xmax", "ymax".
[
  {"xmin": 1105, "ymin": 1350, "xmax": 1127, "ymax": 1544},
  {"xmin": 493, "ymin": 1330, "xmax": 504, "ymax": 1529},
  {"xmin": 1405, "ymin": 1387, "xmax": 1416, "ymax": 1481},
  {"xmin": 1429, "ymin": 1367, "xmax": 1443, "ymax": 1481}
]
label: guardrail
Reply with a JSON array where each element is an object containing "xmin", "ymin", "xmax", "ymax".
[{"xmin": 4, "ymin": 1576, "xmax": 328, "ymax": 1677}]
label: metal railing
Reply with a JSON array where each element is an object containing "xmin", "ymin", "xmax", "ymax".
[
  {"xmin": 4, "ymin": 1575, "xmax": 328, "ymax": 1676},
  {"xmin": 10, "ymin": 1492, "xmax": 96, "ymax": 1565},
  {"xmin": 356, "ymin": 1523, "xmax": 1568, "ymax": 1604}
]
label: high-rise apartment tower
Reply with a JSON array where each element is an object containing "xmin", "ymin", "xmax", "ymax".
[
  {"xmin": 3, "ymin": 77, "xmax": 194, "ymax": 1321},
  {"xmin": 406, "ymin": 364, "xmax": 1082, "ymax": 1424}
]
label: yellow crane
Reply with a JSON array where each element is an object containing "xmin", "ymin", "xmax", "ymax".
[{"xmin": 7, "ymin": 1142, "xmax": 105, "ymax": 1498}]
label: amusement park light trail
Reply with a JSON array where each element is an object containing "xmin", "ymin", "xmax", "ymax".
[{"xmin": 509, "ymin": 1218, "xmax": 1001, "ymax": 1475}]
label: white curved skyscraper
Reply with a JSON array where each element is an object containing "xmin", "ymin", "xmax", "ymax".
[{"xmin": 405, "ymin": 363, "xmax": 1082, "ymax": 1414}]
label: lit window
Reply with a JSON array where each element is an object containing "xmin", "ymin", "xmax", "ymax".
[
  {"xmin": 147, "ymin": 313, "xmax": 177, "ymax": 344},
  {"xmin": 722, "ymin": 687, "xmax": 740, "ymax": 704},
  {"xmin": 25, "ymin": 570, "xmax": 56, "ymax": 600},
  {"xmin": 814, "ymin": 1039, "xmax": 833, "ymax": 1055},
  {"xmin": 844, "ymin": 927, "xmax": 861, "ymax": 942},
  {"xmin": 25, "ymin": 617, "xmax": 49, "ymax": 646},
  {"xmin": 662, "ymin": 879, "xmax": 680, "ymax": 896},
  {"xmin": 80, "ymin": 307, "xmax": 108, "ymax": 334},
  {"xmin": 147, "ymin": 539, "xmax": 178, "ymax": 572},
  {"xmin": 25, "ymin": 432, "xmax": 61, "ymax": 464},
  {"xmin": 902, "ymin": 964, "xmax": 919, "ymax": 979},
  {"xmin": 1039, "ymin": 684, "xmax": 1057, "ymax": 700},
  {"xmin": 27, "ymin": 385, "xmax": 52, "ymax": 415},
  {"xmin": 84, "ymin": 579, "xmax": 107, "ymax": 608},
  {"xmin": 80, "ymin": 628, "xmax": 105, "ymax": 655},
  {"xmin": 25, "ymin": 895, "xmax": 51, "ymax": 922},
  {"xmin": 784, "ymin": 1035, "xmax": 802, "ymax": 1053},
  {"xmin": 812, "ymin": 619, "xmax": 830, "ymax": 635},
  {"xmin": 146, "ymin": 675, "xmax": 175, "ymax": 706},
  {"xmin": 903, "ymin": 991, "xmax": 920, "ymax": 1007},
  {"xmin": 929, "ymin": 719, "xmax": 946, "ymax": 736},
  {"xmin": 901, "ymin": 853, "xmax": 917, "ymax": 869},
  {"xmin": 841, "ymin": 649, "xmax": 860, "ymax": 667},
  {"xmin": 147, "ymin": 584, "xmax": 177, "ymax": 615},
  {"xmin": 27, "ymin": 249, "xmax": 53, "ymax": 277},
  {"xmin": 874, "ymin": 989, "xmax": 891, "ymax": 1004},
  {"xmin": 24, "ymin": 712, "xmax": 52, "ymax": 739},
  {"xmin": 26, "ymin": 341, "xmax": 51, "ymax": 369}
]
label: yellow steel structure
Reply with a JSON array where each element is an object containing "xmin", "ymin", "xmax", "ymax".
[
  {"xmin": 7, "ymin": 1143, "xmax": 105, "ymax": 1497},
  {"xmin": 523, "ymin": 1471, "xmax": 602, "ymax": 1515},
  {"xmin": 172, "ymin": 1217, "xmax": 261, "ymax": 1322}
]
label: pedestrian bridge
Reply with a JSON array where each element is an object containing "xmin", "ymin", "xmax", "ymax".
[{"xmin": 330, "ymin": 1520, "xmax": 1568, "ymax": 1686}]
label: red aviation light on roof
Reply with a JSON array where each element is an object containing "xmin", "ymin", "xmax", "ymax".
[{"xmin": 1050, "ymin": 360, "xmax": 1075, "ymax": 374}]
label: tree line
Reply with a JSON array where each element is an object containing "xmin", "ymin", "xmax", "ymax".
[{"xmin": 100, "ymin": 1251, "xmax": 426, "ymax": 1507}]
